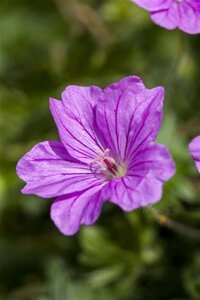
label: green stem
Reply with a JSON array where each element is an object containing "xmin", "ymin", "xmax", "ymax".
[{"xmin": 145, "ymin": 207, "xmax": 200, "ymax": 240}]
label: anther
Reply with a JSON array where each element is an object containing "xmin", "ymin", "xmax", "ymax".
[{"xmin": 103, "ymin": 158, "xmax": 118, "ymax": 174}]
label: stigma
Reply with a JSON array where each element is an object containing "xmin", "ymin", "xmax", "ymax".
[{"xmin": 90, "ymin": 149, "xmax": 126, "ymax": 180}]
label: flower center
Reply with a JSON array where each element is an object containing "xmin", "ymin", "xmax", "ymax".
[{"xmin": 90, "ymin": 149, "xmax": 126, "ymax": 180}]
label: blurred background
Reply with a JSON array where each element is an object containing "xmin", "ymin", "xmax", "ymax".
[{"xmin": 0, "ymin": 0, "xmax": 200, "ymax": 299}]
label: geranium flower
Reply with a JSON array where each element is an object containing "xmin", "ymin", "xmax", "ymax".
[
  {"xmin": 189, "ymin": 136, "xmax": 200, "ymax": 172},
  {"xmin": 16, "ymin": 76, "xmax": 175, "ymax": 235},
  {"xmin": 131, "ymin": 0, "xmax": 200, "ymax": 34}
]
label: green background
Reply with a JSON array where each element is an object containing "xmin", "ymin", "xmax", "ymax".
[{"xmin": 0, "ymin": 0, "xmax": 200, "ymax": 299}]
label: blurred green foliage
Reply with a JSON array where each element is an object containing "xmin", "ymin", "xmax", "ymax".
[{"xmin": 0, "ymin": 0, "xmax": 200, "ymax": 299}]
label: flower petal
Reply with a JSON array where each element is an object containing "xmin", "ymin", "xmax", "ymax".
[
  {"xmin": 16, "ymin": 141, "xmax": 104, "ymax": 198},
  {"xmin": 105, "ymin": 75, "xmax": 146, "ymax": 94},
  {"xmin": 128, "ymin": 143, "xmax": 176, "ymax": 181},
  {"xmin": 96, "ymin": 76, "xmax": 164, "ymax": 161},
  {"xmin": 151, "ymin": 2, "xmax": 180, "ymax": 30},
  {"xmin": 50, "ymin": 185, "xmax": 106, "ymax": 235},
  {"xmin": 131, "ymin": 0, "xmax": 171, "ymax": 11},
  {"xmin": 189, "ymin": 136, "xmax": 200, "ymax": 173},
  {"xmin": 62, "ymin": 85, "xmax": 102, "ymax": 107},
  {"xmin": 50, "ymin": 85, "xmax": 104, "ymax": 163},
  {"xmin": 131, "ymin": 0, "xmax": 200, "ymax": 34},
  {"xmin": 179, "ymin": 2, "xmax": 200, "ymax": 34},
  {"xmin": 102, "ymin": 174, "xmax": 163, "ymax": 212}
]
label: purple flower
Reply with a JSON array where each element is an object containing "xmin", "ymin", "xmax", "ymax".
[
  {"xmin": 189, "ymin": 136, "xmax": 200, "ymax": 172},
  {"xmin": 16, "ymin": 76, "xmax": 175, "ymax": 235},
  {"xmin": 131, "ymin": 0, "xmax": 200, "ymax": 34}
]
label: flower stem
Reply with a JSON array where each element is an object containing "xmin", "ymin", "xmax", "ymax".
[{"xmin": 145, "ymin": 207, "xmax": 200, "ymax": 240}]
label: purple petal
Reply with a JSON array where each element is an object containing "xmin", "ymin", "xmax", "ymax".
[
  {"xmin": 128, "ymin": 143, "xmax": 176, "ymax": 181},
  {"xmin": 102, "ymin": 174, "xmax": 163, "ymax": 212},
  {"xmin": 96, "ymin": 76, "xmax": 164, "ymax": 161},
  {"xmin": 189, "ymin": 136, "xmax": 200, "ymax": 173},
  {"xmin": 179, "ymin": 1, "xmax": 200, "ymax": 34},
  {"xmin": 131, "ymin": 0, "xmax": 200, "ymax": 34},
  {"xmin": 50, "ymin": 85, "xmax": 104, "ymax": 163},
  {"xmin": 105, "ymin": 75, "xmax": 146, "ymax": 94},
  {"xmin": 131, "ymin": 0, "xmax": 171, "ymax": 11},
  {"xmin": 62, "ymin": 85, "xmax": 102, "ymax": 107},
  {"xmin": 16, "ymin": 141, "xmax": 104, "ymax": 198},
  {"xmin": 151, "ymin": 2, "xmax": 180, "ymax": 30},
  {"xmin": 50, "ymin": 185, "xmax": 106, "ymax": 235}
]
